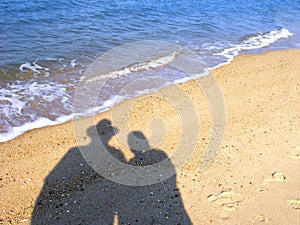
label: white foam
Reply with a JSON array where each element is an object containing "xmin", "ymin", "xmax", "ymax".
[
  {"xmin": 19, "ymin": 61, "xmax": 49, "ymax": 73},
  {"xmin": 71, "ymin": 59, "xmax": 77, "ymax": 68},
  {"xmin": 45, "ymin": 57, "xmax": 58, "ymax": 61},
  {"xmin": 86, "ymin": 51, "xmax": 179, "ymax": 83},
  {"xmin": 0, "ymin": 115, "xmax": 74, "ymax": 142},
  {"xmin": 211, "ymin": 28, "xmax": 293, "ymax": 69},
  {"xmin": 0, "ymin": 80, "xmax": 71, "ymax": 139},
  {"xmin": 0, "ymin": 91, "xmax": 126, "ymax": 142}
]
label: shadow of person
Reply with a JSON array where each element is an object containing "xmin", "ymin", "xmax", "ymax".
[
  {"xmin": 114, "ymin": 131, "xmax": 192, "ymax": 224},
  {"xmin": 31, "ymin": 120, "xmax": 191, "ymax": 225}
]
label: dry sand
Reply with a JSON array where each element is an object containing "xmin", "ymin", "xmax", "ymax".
[{"xmin": 0, "ymin": 49, "xmax": 299, "ymax": 224}]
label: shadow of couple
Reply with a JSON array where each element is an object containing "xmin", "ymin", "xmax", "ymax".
[{"xmin": 31, "ymin": 119, "xmax": 192, "ymax": 225}]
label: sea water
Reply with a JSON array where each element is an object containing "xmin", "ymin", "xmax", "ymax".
[{"xmin": 1, "ymin": 0, "xmax": 300, "ymax": 141}]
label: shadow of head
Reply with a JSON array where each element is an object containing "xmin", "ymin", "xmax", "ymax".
[
  {"xmin": 87, "ymin": 119, "xmax": 119, "ymax": 139},
  {"xmin": 127, "ymin": 131, "xmax": 151, "ymax": 152}
]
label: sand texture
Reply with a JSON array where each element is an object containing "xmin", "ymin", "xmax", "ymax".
[{"xmin": 0, "ymin": 49, "xmax": 300, "ymax": 224}]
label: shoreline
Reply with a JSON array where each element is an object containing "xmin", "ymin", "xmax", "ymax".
[
  {"xmin": 1, "ymin": 49, "xmax": 300, "ymax": 224},
  {"xmin": 0, "ymin": 40, "xmax": 297, "ymax": 143}
]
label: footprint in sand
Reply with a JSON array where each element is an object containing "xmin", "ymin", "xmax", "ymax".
[
  {"xmin": 289, "ymin": 146, "xmax": 300, "ymax": 159},
  {"xmin": 264, "ymin": 172, "xmax": 286, "ymax": 183},
  {"xmin": 252, "ymin": 213, "xmax": 270, "ymax": 223},
  {"xmin": 287, "ymin": 199, "xmax": 300, "ymax": 210},
  {"xmin": 207, "ymin": 191, "xmax": 244, "ymax": 211}
]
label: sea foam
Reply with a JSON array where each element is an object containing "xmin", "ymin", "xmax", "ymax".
[{"xmin": 211, "ymin": 28, "xmax": 293, "ymax": 69}]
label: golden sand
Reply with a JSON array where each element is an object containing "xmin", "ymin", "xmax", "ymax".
[{"xmin": 0, "ymin": 49, "xmax": 299, "ymax": 224}]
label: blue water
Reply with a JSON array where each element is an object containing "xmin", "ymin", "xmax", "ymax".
[{"xmin": 1, "ymin": 0, "xmax": 300, "ymax": 141}]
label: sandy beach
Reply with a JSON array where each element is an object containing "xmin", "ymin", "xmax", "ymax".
[{"xmin": 0, "ymin": 49, "xmax": 299, "ymax": 224}]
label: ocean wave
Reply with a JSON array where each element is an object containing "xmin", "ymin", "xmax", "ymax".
[
  {"xmin": 0, "ymin": 54, "xmax": 203, "ymax": 143},
  {"xmin": 0, "ymin": 80, "xmax": 72, "ymax": 140},
  {"xmin": 19, "ymin": 61, "xmax": 50, "ymax": 74},
  {"xmin": 211, "ymin": 28, "xmax": 293, "ymax": 69},
  {"xmin": 85, "ymin": 51, "xmax": 179, "ymax": 83}
]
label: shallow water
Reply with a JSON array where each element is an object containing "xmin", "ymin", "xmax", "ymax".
[{"xmin": 1, "ymin": 0, "xmax": 300, "ymax": 141}]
